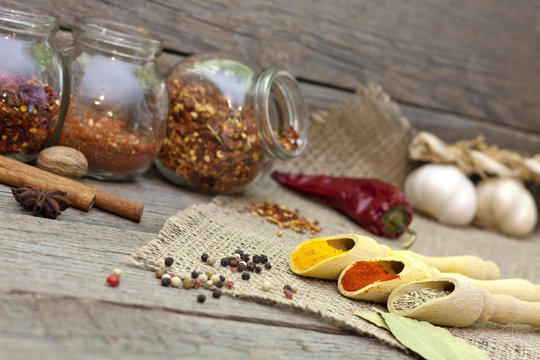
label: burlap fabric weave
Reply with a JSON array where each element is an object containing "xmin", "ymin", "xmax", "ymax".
[{"xmin": 129, "ymin": 85, "xmax": 540, "ymax": 359}]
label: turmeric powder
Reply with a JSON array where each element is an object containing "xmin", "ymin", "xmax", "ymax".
[{"xmin": 291, "ymin": 240, "xmax": 347, "ymax": 271}]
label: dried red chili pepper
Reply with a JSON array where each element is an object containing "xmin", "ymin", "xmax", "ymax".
[{"xmin": 271, "ymin": 172, "xmax": 416, "ymax": 248}]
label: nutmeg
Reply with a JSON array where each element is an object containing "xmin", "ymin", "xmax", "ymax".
[{"xmin": 36, "ymin": 146, "xmax": 88, "ymax": 179}]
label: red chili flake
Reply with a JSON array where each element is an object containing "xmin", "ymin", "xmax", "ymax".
[
  {"xmin": 106, "ymin": 274, "xmax": 120, "ymax": 287},
  {"xmin": 0, "ymin": 73, "xmax": 60, "ymax": 155},
  {"xmin": 158, "ymin": 76, "xmax": 301, "ymax": 193},
  {"xmin": 239, "ymin": 201, "xmax": 322, "ymax": 235},
  {"xmin": 57, "ymin": 101, "xmax": 163, "ymax": 175}
]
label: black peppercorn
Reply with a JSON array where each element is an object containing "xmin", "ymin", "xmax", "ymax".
[
  {"xmin": 164, "ymin": 257, "xmax": 174, "ymax": 267},
  {"xmin": 260, "ymin": 255, "xmax": 268, "ymax": 264},
  {"xmin": 201, "ymin": 253, "xmax": 209, "ymax": 262},
  {"xmin": 215, "ymin": 280, "xmax": 224, "ymax": 288},
  {"xmin": 212, "ymin": 289, "xmax": 222, "ymax": 299},
  {"xmin": 191, "ymin": 271, "xmax": 199, "ymax": 279},
  {"xmin": 255, "ymin": 266, "xmax": 262, "ymax": 273},
  {"xmin": 247, "ymin": 262, "xmax": 256, "ymax": 271},
  {"xmin": 284, "ymin": 284, "xmax": 292, "ymax": 291},
  {"xmin": 241, "ymin": 272, "xmax": 250, "ymax": 280},
  {"xmin": 219, "ymin": 275, "xmax": 225, "ymax": 282},
  {"xmin": 161, "ymin": 277, "xmax": 171, "ymax": 287},
  {"xmin": 237, "ymin": 262, "xmax": 246, "ymax": 271},
  {"xmin": 221, "ymin": 257, "xmax": 230, "ymax": 266},
  {"xmin": 242, "ymin": 253, "xmax": 250, "ymax": 262},
  {"xmin": 265, "ymin": 262, "xmax": 272, "ymax": 270},
  {"xmin": 234, "ymin": 249, "xmax": 244, "ymax": 257},
  {"xmin": 252, "ymin": 255, "xmax": 261, "ymax": 264},
  {"xmin": 230, "ymin": 260, "xmax": 238, "ymax": 267},
  {"xmin": 197, "ymin": 294, "xmax": 206, "ymax": 303}
]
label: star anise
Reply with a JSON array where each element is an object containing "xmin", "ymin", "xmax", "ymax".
[{"xmin": 11, "ymin": 186, "xmax": 72, "ymax": 219}]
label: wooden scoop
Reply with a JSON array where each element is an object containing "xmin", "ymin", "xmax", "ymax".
[
  {"xmin": 337, "ymin": 255, "xmax": 436, "ymax": 303},
  {"xmin": 387, "ymin": 276, "xmax": 540, "ymax": 328},
  {"xmin": 438, "ymin": 272, "xmax": 540, "ymax": 302},
  {"xmin": 289, "ymin": 233, "xmax": 499, "ymax": 280}
]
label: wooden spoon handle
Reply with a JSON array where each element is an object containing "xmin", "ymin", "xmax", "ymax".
[
  {"xmin": 396, "ymin": 250, "xmax": 499, "ymax": 280},
  {"xmin": 490, "ymin": 294, "xmax": 540, "ymax": 327},
  {"xmin": 442, "ymin": 273, "xmax": 540, "ymax": 302}
]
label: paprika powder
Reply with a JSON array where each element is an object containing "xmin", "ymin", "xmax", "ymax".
[
  {"xmin": 271, "ymin": 172, "xmax": 416, "ymax": 248},
  {"xmin": 340, "ymin": 261, "xmax": 399, "ymax": 292}
]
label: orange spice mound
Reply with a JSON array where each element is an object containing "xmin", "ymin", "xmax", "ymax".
[{"xmin": 340, "ymin": 261, "xmax": 399, "ymax": 292}]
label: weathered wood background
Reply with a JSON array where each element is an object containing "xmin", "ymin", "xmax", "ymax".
[
  {"xmin": 46, "ymin": 0, "xmax": 540, "ymax": 154},
  {"xmin": 2, "ymin": 1, "xmax": 539, "ymax": 359}
]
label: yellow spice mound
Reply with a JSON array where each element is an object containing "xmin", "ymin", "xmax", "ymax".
[{"xmin": 291, "ymin": 240, "xmax": 346, "ymax": 271}]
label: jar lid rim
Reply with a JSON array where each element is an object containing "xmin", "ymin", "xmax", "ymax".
[
  {"xmin": 74, "ymin": 16, "xmax": 162, "ymax": 55},
  {"xmin": 0, "ymin": 0, "xmax": 58, "ymax": 35}
]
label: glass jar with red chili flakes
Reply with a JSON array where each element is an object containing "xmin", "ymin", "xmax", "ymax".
[
  {"xmin": 57, "ymin": 17, "xmax": 168, "ymax": 180},
  {"xmin": 0, "ymin": 1, "xmax": 66, "ymax": 162},
  {"xmin": 156, "ymin": 54, "xmax": 309, "ymax": 194}
]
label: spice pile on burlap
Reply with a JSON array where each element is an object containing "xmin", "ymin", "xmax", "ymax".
[{"xmin": 128, "ymin": 84, "xmax": 540, "ymax": 359}]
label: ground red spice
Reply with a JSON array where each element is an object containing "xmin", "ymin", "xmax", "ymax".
[
  {"xmin": 58, "ymin": 102, "xmax": 162, "ymax": 174},
  {"xmin": 159, "ymin": 76, "xmax": 301, "ymax": 193},
  {"xmin": 340, "ymin": 261, "xmax": 399, "ymax": 292},
  {"xmin": 0, "ymin": 73, "xmax": 60, "ymax": 155}
]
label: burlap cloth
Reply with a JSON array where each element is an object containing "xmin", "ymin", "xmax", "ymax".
[{"xmin": 128, "ymin": 85, "xmax": 540, "ymax": 359}]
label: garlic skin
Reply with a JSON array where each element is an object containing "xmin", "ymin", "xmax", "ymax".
[
  {"xmin": 475, "ymin": 178, "xmax": 537, "ymax": 237},
  {"xmin": 404, "ymin": 164, "xmax": 476, "ymax": 226}
]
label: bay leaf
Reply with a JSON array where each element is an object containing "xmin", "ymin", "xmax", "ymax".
[
  {"xmin": 354, "ymin": 311, "xmax": 389, "ymax": 330},
  {"xmin": 377, "ymin": 311, "xmax": 490, "ymax": 360}
]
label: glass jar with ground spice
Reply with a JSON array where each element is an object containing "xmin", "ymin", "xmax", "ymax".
[
  {"xmin": 0, "ymin": 1, "xmax": 66, "ymax": 162},
  {"xmin": 156, "ymin": 54, "xmax": 309, "ymax": 193},
  {"xmin": 57, "ymin": 17, "xmax": 168, "ymax": 180}
]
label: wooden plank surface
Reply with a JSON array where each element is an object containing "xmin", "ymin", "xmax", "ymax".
[
  {"xmin": 0, "ymin": 176, "xmax": 414, "ymax": 360},
  {"xmin": 45, "ymin": 0, "xmax": 540, "ymax": 136}
]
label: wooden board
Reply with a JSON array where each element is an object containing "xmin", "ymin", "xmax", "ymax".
[{"xmin": 45, "ymin": 0, "xmax": 540, "ymax": 136}]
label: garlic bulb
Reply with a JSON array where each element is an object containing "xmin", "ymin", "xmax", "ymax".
[
  {"xmin": 475, "ymin": 178, "xmax": 537, "ymax": 237},
  {"xmin": 404, "ymin": 164, "xmax": 476, "ymax": 226}
]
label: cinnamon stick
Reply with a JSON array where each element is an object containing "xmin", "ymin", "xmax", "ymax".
[
  {"xmin": 0, "ymin": 167, "xmax": 95, "ymax": 211},
  {"xmin": 0, "ymin": 155, "xmax": 144, "ymax": 222}
]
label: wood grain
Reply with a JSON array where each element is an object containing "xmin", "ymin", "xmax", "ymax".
[
  {"xmin": 0, "ymin": 209, "xmax": 413, "ymax": 359},
  {"xmin": 45, "ymin": 0, "xmax": 540, "ymax": 135}
]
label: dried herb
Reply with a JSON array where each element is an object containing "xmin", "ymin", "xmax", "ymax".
[
  {"xmin": 58, "ymin": 103, "xmax": 162, "ymax": 175},
  {"xmin": 0, "ymin": 73, "xmax": 60, "ymax": 155},
  {"xmin": 239, "ymin": 201, "xmax": 322, "ymax": 235},
  {"xmin": 392, "ymin": 288, "xmax": 452, "ymax": 313},
  {"xmin": 11, "ymin": 186, "xmax": 71, "ymax": 219}
]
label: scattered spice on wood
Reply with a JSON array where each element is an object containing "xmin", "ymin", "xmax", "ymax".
[
  {"xmin": 0, "ymin": 73, "xmax": 60, "ymax": 156},
  {"xmin": 239, "ymin": 201, "xmax": 322, "ymax": 235},
  {"xmin": 197, "ymin": 294, "xmax": 206, "ymax": 303},
  {"xmin": 112, "ymin": 268, "xmax": 122, "ymax": 277},
  {"xmin": 392, "ymin": 288, "xmax": 452, "ymax": 313},
  {"xmin": 58, "ymin": 105, "xmax": 162, "ymax": 174},
  {"xmin": 11, "ymin": 186, "xmax": 71, "ymax": 219},
  {"xmin": 212, "ymin": 289, "xmax": 222, "ymax": 299},
  {"xmin": 106, "ymin": 274, "xmax": 120, "ymax": 287}
]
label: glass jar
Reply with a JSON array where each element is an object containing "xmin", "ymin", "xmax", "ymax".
[
  {"xmin": 156, "ymin": 53, "xmax": 309, "ymax": 194},
  {"xmin": 57, "ymin": 17, "xmax": 168, "ymax": 180},
  {"xmin": 0, "ymin": 1, "xmax": 65, "ymax": 162}
]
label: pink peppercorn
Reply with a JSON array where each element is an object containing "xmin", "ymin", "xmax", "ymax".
[
  {"xmin": 107, "ymin": 274, "xmax": 120, "ymax": 287},
  {"xmin": 284, "ymin": 289, "xmax": 293, "ymax": 299},
  {"xmin": 224, "ymin": 281, "xmax": 234, "ymax": 288}
]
